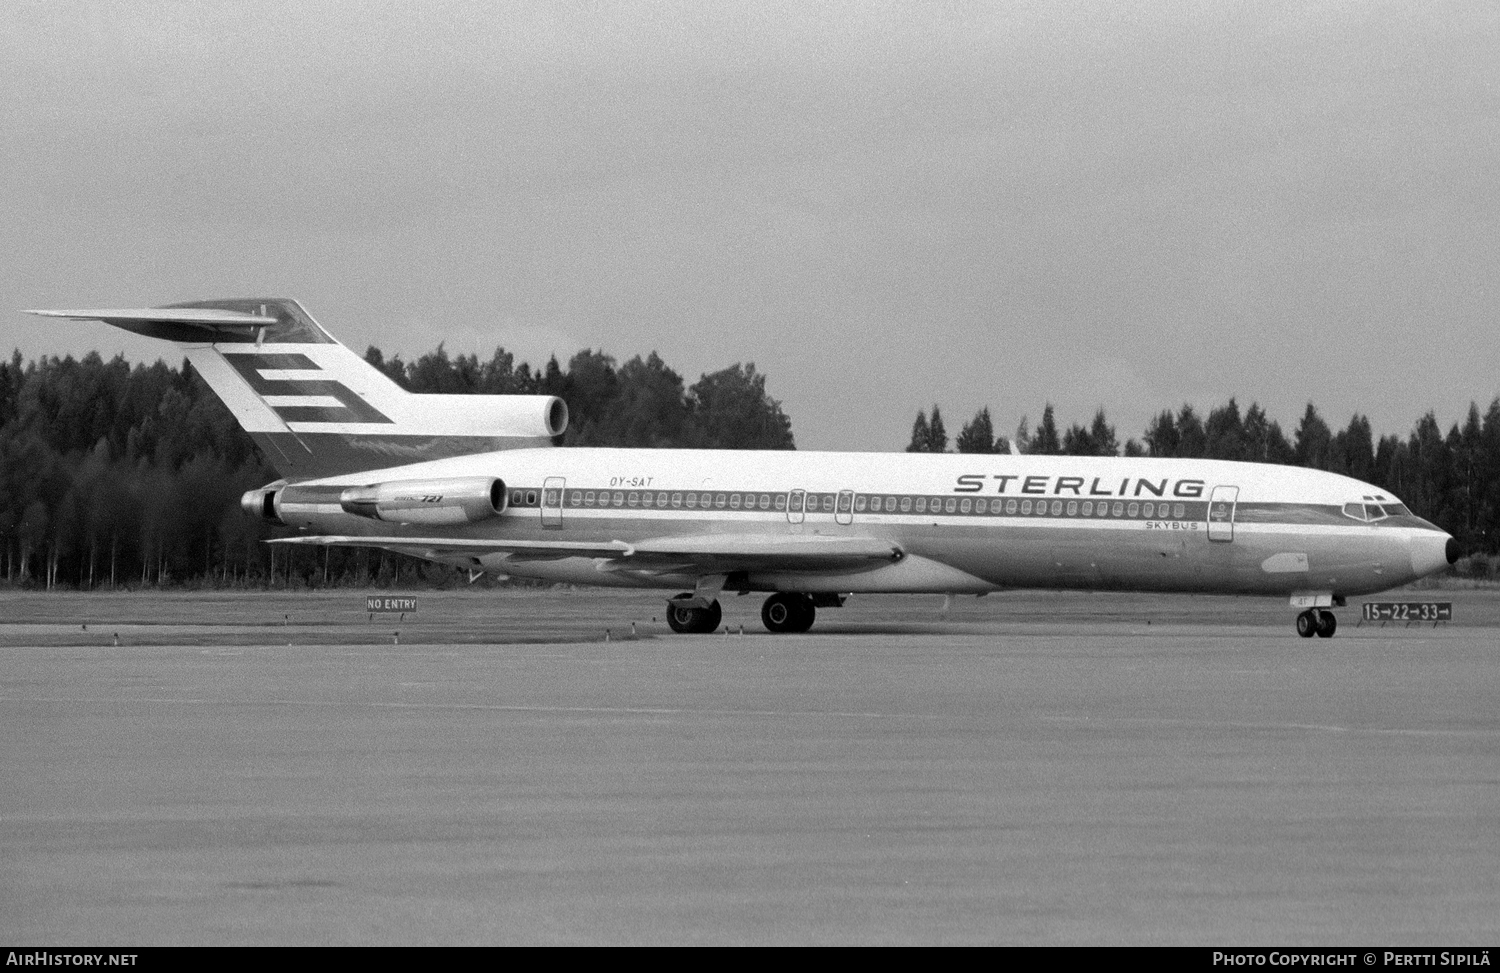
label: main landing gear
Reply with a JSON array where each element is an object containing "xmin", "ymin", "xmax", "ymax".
[
  {"xmin": 761, "ymin": 592, "xmax": 816, "ymax": 634},
  {"xmin": 666, "ymin": 594, "xmax": 722, "ymax": 634},
  {"xmin": 663, "ymin": 591, "xmax": 841, "ymax": 634},
  {"xmin": 1295, "ymin": 609, "xmax": 1337, "ymax": 639}
]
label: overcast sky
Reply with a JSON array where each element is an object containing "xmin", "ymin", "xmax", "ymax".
[{"xmin": 3, "ymin": 0, "xmax": 1496, "ymax": 451}]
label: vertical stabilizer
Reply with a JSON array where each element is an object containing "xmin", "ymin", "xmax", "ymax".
[{"xmin": 25, "ymin": 299, "xmax": 568, "ymax": 479}]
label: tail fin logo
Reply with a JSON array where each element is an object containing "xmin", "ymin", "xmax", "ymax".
[{"xmin": 225, "ymin": 353, "xmax": 394, "ymax": 425}]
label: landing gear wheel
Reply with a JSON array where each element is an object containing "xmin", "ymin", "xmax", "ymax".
[
  {"xmin": 1315, "ymin": 609, "xmax": 1337, "ymax": 638},
  {"xmin": 1295, "ymin": 610, "xmax": 1317, "ymax": 638},
  {"xmin": 666, "ymin": 594, "xmax": 723, "ymax": 634},
  {"xmin": 762, "ymin": 593, "xmax": 816, "ymax": 633}
]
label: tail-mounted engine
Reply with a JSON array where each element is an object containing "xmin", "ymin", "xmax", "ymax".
[
  {"xmin": 241, "ymin": 476, "xmax": 507, "ymax": 527},
  {"xmin": 338, "ymin": 477, "xmax": 507, "ymax": 526}
]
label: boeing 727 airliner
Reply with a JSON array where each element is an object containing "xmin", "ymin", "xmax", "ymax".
[{"xmin": 27, "ymin": 299, "xmax": 1459, "ymax": 637}]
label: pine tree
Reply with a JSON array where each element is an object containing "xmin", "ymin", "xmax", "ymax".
[
  {"xmin": 927, "ymin": 406, "xmax": 949, "ymax": 453},
  {"xmin": 906, "ymin": 410, "xmax": 931, "ymax": 453},
  {"xmin": 1029, "ymin": 404, "xmax": 1061, "ymax": 455},
  {"xmin": 956, "ymin": 408, "xmax": 997, "ymax": 453}
]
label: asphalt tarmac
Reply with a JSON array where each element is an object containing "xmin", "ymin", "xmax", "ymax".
[{"xmin": 2, "ymin": 589, "xmax": 1496, "ymax": 945}]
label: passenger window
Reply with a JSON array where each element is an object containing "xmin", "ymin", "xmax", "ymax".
[
  {"xmin": 960, "ymin": 498, "xmax": 972, "ymax": 514},
  {"xmin": 822, "ymin": 496, "xmax": 835, "ymax": 512},
  {"xmin": 885, "ymin": 497, "xmax": 898, "ymax": 513},
  {"xmin": 1082, "ymin": 501, "xmax": 1092, "ymax": 516},
  {"xmin": 1112, "ymin": 502, "xmax": 1124, "ymax": 517},
  {"xmin": 1006, "ymin": 499, "xmax": 1017, "ymax": 515},
  {"xmin": 1142, "ymin": 502, "xmax": 1154, "ymax": 518},
  {"xmin": 658, "ymin": 492, "xmax": 668, "ymax": 507},
  {"xmin": 715, "ymin": 494, "xmax": 726, "ymax": 508},
  {"xmin": 729, "ymin": 494, "xmax": 741, "ymax": 509},
  {"xmin": 855, "ymin": 496, "xmax": 867, "ymax": 512},
  {"xmin": 900, "ymin": 496, "xmax": 912, "ymax": 512},
  {"xmin": 759, "ymin": 494, "xmax": 771, "ymax": 510},
  {"xmin": 945, "ymin": 498, "xmax": 957, "ymax": 514},
  {"xmin": 686, "ymin": 493, "xmax": 698, "ymax": 509},
  {"xmin": 1172, "ymin": 503, "xmax": 1184, "ymax": 519},
  {"xmin": 671, "ymin": 493, "xmax": 682, "ymax": 507},
  {"xmin": 1050, "ymin": 500, "xmax": 1062, "ymax": 516},
  {"xmin": 974, "ymin": 499, "xmax": 987, "ymax": 514},
  {"xmin": 776, "ymin": 495, "xmax": 788, "ymax": 511},
  {"xmin": 1067, "ymin": 501, "xmax": 1078, "ymax": 516},
  {"xmin": 641, "ymin": 493, "xmax": 653, "ymax": 507},
  {"xmin": 1127, "ymin": 502, "xmax": 1139, "ymax": 517},
  {"xmin": 527, "ymin": 491, "xmax": 538, "ymax": 506},
  {"xmin": 915, "ymin": 497, "xmax": 927, "ymax": 513}
]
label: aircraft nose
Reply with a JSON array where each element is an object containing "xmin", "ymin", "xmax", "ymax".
[{"xmin": 1409, "ymin": 533, "xmax": 1459, "ymax": 578}]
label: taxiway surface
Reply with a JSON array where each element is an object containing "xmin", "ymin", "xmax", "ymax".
[{"xmin": 2, "ymin": 589, "xmax": 1496, "ymax": 944}]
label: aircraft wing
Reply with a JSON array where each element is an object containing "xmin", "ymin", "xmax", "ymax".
[{"xmin": 271, "ymin": 532, "xmax": 903, "ymax": 574}]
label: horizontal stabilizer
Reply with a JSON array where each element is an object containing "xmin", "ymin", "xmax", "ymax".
[
  {"xmin": 24, "ymin": 299, "xmax": 333, "ymax": 345},
  {"xmin": 26, "ymin": 307, "xmax": 277, "ymax": 331}
]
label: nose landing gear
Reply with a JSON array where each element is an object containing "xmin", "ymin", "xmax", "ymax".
[{"xmin": 1295, "ymin": 609, "xmax": 1337, "ymax": 639}]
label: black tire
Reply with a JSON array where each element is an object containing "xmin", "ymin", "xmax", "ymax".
[
  {"xmin": 667, "ymin": 594, "xmax": 722, "ymax": 634},
  {"xmin": 666, "ymin": 603, "xmax": 696, "ymax": 634},
  {"xmin": 762, "ymin": 593, "xmax": 797, "ymax": 633},
  {"xmin": 1315, "ymin": 609, "xmax": 1337, "ymax": 638},
  {"xmin": 762, "ymin": 592, "xmax": 816, "ymax": 634},
  {"xmin": 701, "ymin": 599, "xmax": 723, "ymax": 633},
  {"xmin": 1295, "ymin": 610, "xmax": 1317, "ymax": 638}
]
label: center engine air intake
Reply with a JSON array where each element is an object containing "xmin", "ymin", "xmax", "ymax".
[{"xmin": 339, "ymin": 476, "xmax": 507, "ymax": 526}]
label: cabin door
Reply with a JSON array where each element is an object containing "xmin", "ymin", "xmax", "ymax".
[
  {"xmin": 1207, "ymin": 485, "xmax": 1238, "ymax": 542},
  {"xmin": 787, "ymin": 489, "xmax": 806, "ymax": 525},
  {"xmin": 835, "ymin": 490, "xmax": 854, "ymax": 525},
  {"xmin": 541, "ymin": 476, "xmax": 565, "ymax": 528}
]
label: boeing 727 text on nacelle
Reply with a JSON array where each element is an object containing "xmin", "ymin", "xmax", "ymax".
[{"xmin": 27, "ymin": 299, "xmax": 1458, "ymax": 637}]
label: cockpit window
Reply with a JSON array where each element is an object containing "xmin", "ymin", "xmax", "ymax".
[
  {"xmin": 1342, "ymin": 502, "xmax": 1367, "ymax": 522},
  {"xmin": 1364, "ymin": 504, "xmax": 1389, "ymax": 522}
]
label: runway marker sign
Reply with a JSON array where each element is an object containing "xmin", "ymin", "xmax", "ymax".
[
  {"xmin": 1359, "ymin": 601, "xmax": 1451, "ymax": 625},
  {"xmin": 367, "ymin": 596, "xmax": 419, "ymax": 618}
]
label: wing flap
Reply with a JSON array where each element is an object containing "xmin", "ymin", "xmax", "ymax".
[{"xmin": 271, "ymin": 532, "xmax": 903, "ymax": 574}]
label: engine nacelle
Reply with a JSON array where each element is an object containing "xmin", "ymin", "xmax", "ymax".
[
  {"xmin": 339, "ymin": 476, "xmax": 507, "ymax": 526},
  {"xmin": 242, "ymin": 486, "xmax": 284, "ymax": 523}
]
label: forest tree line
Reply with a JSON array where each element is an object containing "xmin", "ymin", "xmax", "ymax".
[
  {"xmin": 909, "ymin": 399, "xmax": 1500, "ymax": 555},
  {"xmin": 0, "ymin": 345, "xmax": 793, "ymax": 590}
]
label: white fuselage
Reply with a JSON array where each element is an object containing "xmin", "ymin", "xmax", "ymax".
[{"xmin": 273, "ymin": 447, "xmax": 1454, "ymax": 600}]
